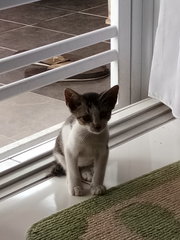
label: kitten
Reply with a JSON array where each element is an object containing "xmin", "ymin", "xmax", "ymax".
[{"xmin": 52, "ymin": 85, "xmax": 119, "ymax": 196}]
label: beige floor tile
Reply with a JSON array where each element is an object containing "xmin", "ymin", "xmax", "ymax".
[
  {"xmin": 0, "ymin": 135, "xmax": 15, "ymax": 148},
  {"xmin": 0, "ymin": 92, "xmax": 70, "ymax": 145}
]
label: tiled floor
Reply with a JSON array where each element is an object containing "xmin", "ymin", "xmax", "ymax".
[
  {"xmin": 0, "ymin": 0, "xmax": 110, "ymax": 148},
  {"xmin": 0, "ymin": 92, "xmax": 70, "ymax": 145},
  {"xmin": 0, "ymin": 118, "xmax": 180, "ymax": 240}
]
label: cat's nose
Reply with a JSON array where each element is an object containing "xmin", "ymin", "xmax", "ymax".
[{"xmin": 94, "ymin": 124, "xmax": 101, "ymax": 131}]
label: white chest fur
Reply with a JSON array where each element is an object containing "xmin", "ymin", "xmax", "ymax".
[{"xmin": 62, "ymin": 121, "xmax": 109, "ymax": 167}]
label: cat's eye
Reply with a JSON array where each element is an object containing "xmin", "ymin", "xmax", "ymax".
[{"xmin": 82, "ymin": 115, "xmax": 92, "ymax": 122}]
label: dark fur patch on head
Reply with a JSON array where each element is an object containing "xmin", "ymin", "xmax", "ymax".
[
  {"xmin": 83, "ymin": 92, "xmax": 99, "ymax": 107},
  {"xmin": 64, "ymin": 86, "xmax": 119, "ymax": 132},
  {"xmin": 99, "ymin": 85, "xmax": 119, "ymax": 110},
  {"xmin": 64, "ymin": 88, "xmax": 82, "ymax": 113}
]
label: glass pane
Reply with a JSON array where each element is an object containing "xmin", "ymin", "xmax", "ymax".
[{"xmin": 0, "ymin": 0, "xmax": 110, "ymax": 155}]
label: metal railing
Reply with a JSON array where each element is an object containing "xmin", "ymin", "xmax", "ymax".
[
  {"xmin": 0, "ymin": 1, "xmax": 120, "ymax": 100},
  {"xmin": 0, "ymin": 0, "xmax": 134, "ymax": 108}
]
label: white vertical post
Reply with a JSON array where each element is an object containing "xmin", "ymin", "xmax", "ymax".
[
  {"xmin": 110, "ymin": 0, "xmax": 131, "ymax": 108},
  {"xmin": 141, "ymin": 0, "xmax": 154, "ymax": 99},
  {"xmin": 131, "ymin": 0, "xmax": 143, "ymax": 103}
]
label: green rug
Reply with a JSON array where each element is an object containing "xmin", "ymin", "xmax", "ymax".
[{"xmin": 27, "ymin": 162, "xmax": 180, "ymax": 240}]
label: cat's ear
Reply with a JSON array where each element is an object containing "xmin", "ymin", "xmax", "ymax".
[
  {"xmin": 99, "ymin": 85, "xmax": 119, "ymax": 110},
  {"xmin": 64, "ymin": 88, "xmax": 81, "ymax": 112}
]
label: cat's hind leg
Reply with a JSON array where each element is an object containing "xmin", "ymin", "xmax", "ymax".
[
  {"xmin": 50, "ymin": 151, "xmax": 66, "ymax": 176},
  {"xmin": 54, "ymin": 151, "xmax": 66, "ymax": 170}
]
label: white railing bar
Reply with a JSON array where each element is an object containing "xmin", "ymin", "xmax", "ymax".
[
  {"xmin": 0, "ymin": 49, "xmax": 118, "ymax": 101},
  {"xmin": 0, "ymin": 26, "xmax": 117, "ymax": 74},
  {"xmin": 0, "ymin": 0, "xmax": 39, "ymax": 10},
  {"xmin": 111, "ymin": 0, "xmax": 131, "ymax": 108}
]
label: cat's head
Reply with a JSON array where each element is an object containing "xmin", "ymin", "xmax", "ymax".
[{"xmin": 64, "ymin": 85, "xmax": 119, "ymax": 134}]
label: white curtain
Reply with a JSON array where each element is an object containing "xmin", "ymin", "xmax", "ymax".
[{"xmin": 149, "ymin": 0, "xmax": 180, "ymax": 118}]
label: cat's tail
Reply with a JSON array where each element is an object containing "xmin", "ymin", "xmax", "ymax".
[{"xmin": 46, "ymin": 162, "xmax": 66, "ymax": 178}]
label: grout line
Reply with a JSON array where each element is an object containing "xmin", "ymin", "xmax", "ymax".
[
  {"xmin": 0, "ymin": 18, "xmax": 26, "ymax": 26},
  {"xmin": 0, "ymin": 25, "xmax": 28, "ymax": 35},
  {"xmin": 0, "ymin": 21, "xmax": 75, "ymax": 37},
  {"xmin": 32, "ymin": 2, "xmax": 107, "ymax": 15},
  {"xmin": 32, "ymin": 25, "xmax": 76, "ymax": 36},
  {"xmin": 30, "ymin": 2, "xmax": 76, "ymax": 13},
  {"xmin": 81, "ymin": 3, "xmax": 107, "ymax": 12},
  {"xmin": 0, "ymin": 12, "xmax": 74, "ymax": 28},
  {"xmin": 0, "ymin": 19, "xmax": 42, "ymax": 29},
  {"xmin": 44, "ymin": 12, "xmax": 75, "ymax": 21},
  {"xmin": 31, "ymin": 12, "xmax": 76, "ymax": 25},
  {"xmin": 79, "ymin": 11, "xmax": 107, "ymax": 19},
  {"xmin": 31, "ymin": 2, "xmax": 78, "ymax": 13},
  {"xmin": 0, "ymin": 46, "xmax": 16, "ymax": 52}
]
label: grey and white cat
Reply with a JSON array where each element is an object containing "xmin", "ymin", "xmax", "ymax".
[{"xmin": 52, "ymin": 85, "xmax": 119, "ymax": 196}]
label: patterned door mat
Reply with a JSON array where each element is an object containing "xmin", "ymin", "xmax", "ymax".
[{"xmin": 27, "ymin": 161, "xmax": 180, "ymax": 240}]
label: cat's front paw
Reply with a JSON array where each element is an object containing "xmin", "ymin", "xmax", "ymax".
[
  {"xmin": 91, "ymin": 185, "xmax": 106, "ymax": 195},
  {"xmin": 69, "ymin": 185, "xmax": 83, "ymax": 196}
]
